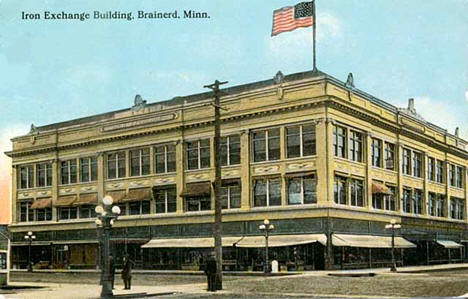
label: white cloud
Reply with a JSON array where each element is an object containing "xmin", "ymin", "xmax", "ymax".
[
  {"xmin": 393, "ymin": 96, "xmax": 468, "ymax": 140},
  {"xmin": 465, "ymin": 90, "xmax": 468, "ymax": 103},
  {"xmin": 266, "ymin": 11, "xmax": 341, "ymax": 60}
]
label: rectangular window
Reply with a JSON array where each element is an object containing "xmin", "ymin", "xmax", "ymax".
[
  {"xmin": 36, "ymin": 162, "xmax": 52, "ymax": 187},
  {"xmin": 79, "ymin": 205, "xmax": 96, "ymax": 219},
  {"xmin": 371, "ymin": 139, "xmax": 382, "ymax": 167},
  {"xmin": 348, "ymin": 131, "xmax": 362, "ymax": 162},
  {"xmin": 402, "ymin": 149, "xmax": 411, "ymax": 175},
  {"xmin": 455, "ymin": 166, "xmax": 463, "ymax": 188},
  {"xmin": 450, "ymin": 197, "xmax": 464, "ymax": 220},
  {"xmin": 449, "ymin": 164, "xmax": 455, "ymax": 186},
  {"xmin": 220, "ymin": 135, "xmax": 241, "ymax": 166},
  {"xmin": 412, "ymin": 189, "xmax": 423, "ymax": 215},
  {"xmin": 80, "ymin": 157, "xmax": 97, "ymax": 183},
  {"xmin": 333, "ymin": 176, "xmax": 347, "ymax": 205},
  {"xmin": 333, "ymin": 126, "xmax": 346, "ymax": 158},
  {"xmin": 185, "ymin": 196, "xmax": 211, "ymax": 212},
  {"xmin": 402, "ymin": 189, "xmax": 411, "ymax": 213},
  {"xmin": 412, "ymin": 152, "xmax": 422, "ymax": 178},
  {"xmin": 19, "ymin": 201, "xmax": 33, "ymax": 222},
  {"xmin": 253, "ymin": 177, "xmax": 281, "ymax": 207},
  {"xmin": 350, "ymin": 179, "xmax": 364, "ymax": 207},
  {"xmin": 427, "ymin": 157, "xmax": 435, "ymax": 181},
  {"xmin": 130, "ymin": 148, "xmax": 150, "ymax": 176},
  {"xmin": 286, "ymin": 124, "xmax": 316, "ymax": 158},
  {"xmin": 436, "ymin": 160, "xmax": 444, "ymax": 183},
  {"xmin": 155, "ymin": 187, "xmax": 177, "ymax": 213},
  {"xmin": 58, "ymin": 207, "xmax": 78, "ymax": 220},
  {"xmin": 287, "ymin": 175, "xmax": 317, "ymax": 205},
  {"xmin": 154, "ymin": 144, "xmax": 176, "ymax": 174},
  {"xmin": 129, "ymin": 200, "xmax": 151, "ymax": 215},
  {"xmin": 186, "ymin": 139, "xmax": 210, "ymax": 170},
  {"xmin": 107, "ymin": 152, "xmax": 126, "ymax": 179},
  {"xmin": 60, "ymin": 159, "xmax": 77, "ymax": 185},
  {"xmin": 428, "ymin": 192, "xmax": 436, "ymax": 216},
  {"xmin": 385, "ymin": 186, "xmax": 397, "ymax": 211},
  {"xmin": 36, "ymin": 207, "xmax": 52, "ymax": 221},
  {"xmin": 253, "ymin": 128, "xmax": 280, "ymax": 162},
  {"xmin": 221, "ymin": 181, "xmax": 241, "ymax": 209},
  {"xmin": 19, "ymin": 165, "xmax": 34, "ymax": 189},
  {"xmin": 435, "ymin": 194, "xmax": 445, "ymax": 217},
  {"xmin": 384, "ymin": 142, "xmax": 395, "ymax": 170}
]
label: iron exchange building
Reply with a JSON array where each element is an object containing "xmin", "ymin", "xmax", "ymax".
[{"xmin": 6, "ymin": 70, "xmax": 468, "ymax": 271}]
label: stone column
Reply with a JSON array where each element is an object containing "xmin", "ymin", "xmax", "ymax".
[
  {"xmin": 444, "ymin": 156, "xmax": 450, "ymax": 218},
  {"xmin": 280, "ymin": 127, "xmax": 287, "ymax": 206},
  {"xmin": 240, "ymin": 130, "xmax": 250, "ymax": 210},
  {"xmin": 315, "ymin": 118, "xmax": 333, "ymax": 205},
  {"xmin": 396, "ymin": 141, "xmax": 403, "ymax": 212},
  {"xmin": 422, "ymin": 153, "xmax": 428, "ymax": 215}
]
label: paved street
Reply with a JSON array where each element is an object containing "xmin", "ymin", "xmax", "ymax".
[{"xmin": 3, "ymin": 265, "xmax": 468, "ymax": 298}]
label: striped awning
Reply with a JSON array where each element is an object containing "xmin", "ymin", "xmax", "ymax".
[
  {"xmin": 236, "ymin": 234, "xmax": 327, "ymax": 248},
  {"xmin": 106, "ymin": 190, "xmax": 126, "ymax": 204},
  {"xmin": 74, "ymin": 193, "xmax": 97, "ymax": 206},
  {"xmin": 54, "ymin": 195, "xmax": 77, "ymax": 207},
  {"xmin": 332, "ymin": 234, "xmax": 416, "ymax": 248},
  {"xmin": 123, "ymin": 188, "xmax": 152, "ymax": 202},
  {"xmin": 31, "ymin": 198, "xmax": 52, "ymax": 209},
  {"xmin": 181, "ymin": 182, "xmax": 211, "ymax": 197},
  {"xmin": 372, "ymin": 182, "xmax": 391, "ymax": 195}
]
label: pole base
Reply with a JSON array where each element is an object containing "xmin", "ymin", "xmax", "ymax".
[{"xmin": 390, "ymin": 266, "xmax": 397, "ymax": 272}]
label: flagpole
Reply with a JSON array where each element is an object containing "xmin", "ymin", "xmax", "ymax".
[{"xmin": 312, "ymin": 0, "xmax": 317, "ymax": 72}]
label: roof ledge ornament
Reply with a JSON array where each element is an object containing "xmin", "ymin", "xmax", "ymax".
[
  {"xmin": 274, "ymin": 71, "xmax": 284, "ymax": 84},
  {"xmin": 29, "ymin": 123, "xmax": 39, "ymax": 135},
  {"xmin": 345, "ymin": 73, "xmax": 355, "ymax": 89},
  {"xmin": 398, "ymin": 98, "xmax": 425, "ymax": 122},
  {"xmin": 132, "ymin": 94, "xmax": 147, "ymax": 111}
]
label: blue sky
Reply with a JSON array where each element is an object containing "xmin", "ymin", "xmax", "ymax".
[{"xmin": 0, "ymin": 0, "xmax": 467, "ymax": 145}]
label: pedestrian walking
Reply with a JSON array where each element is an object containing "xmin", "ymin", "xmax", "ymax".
[
  {"xmin": 121, "ymin": 256, "xmax": 132, "ymax": 290},
  {"xmin": 204, "ymin": 252, "xmax": 217, "ymax": 292},
  {"xmin": 109, "ymin": 255, "xmax": 115, "ymax": 290}
]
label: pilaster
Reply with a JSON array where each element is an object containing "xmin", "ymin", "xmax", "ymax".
[
  {"xmin": 396, "ymin": 141, "xmax": 403, "ymax": 212},
  {"xmin": 97, "ymin": 153, "xmax": 105, "ymax": 204},
  {"xmin": 175, "ymin": 139, "xmax": 185, "ymax": 214},
  {"xmin": 444, "ymin": 156, "xmax": 450, "ymax": 218},
  {"xmin": 315, "ymin": 117, "xmax": 333, "ymax": 205},
  {"xmin": 240, "ymin": 130, "xmax": 250, "ymax": 210},
  {"xmin": 11, "ymin": 165, "xmax": 17, "ymax": 223},
  {"xmin": 51, "ymin": 159, "xmax": 58, "ymax": 221},
  {"xmin": 365, "ymin": 131, "xmax": 373, "ymax": 210},
  {"xmin": 422, "ymin": 153, "xmax": 428, "ymax": 215}
]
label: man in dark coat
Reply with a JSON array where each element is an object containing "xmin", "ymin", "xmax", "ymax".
[
  {"xmin": 204, "ymin": 252, "xmax": 217, "ymax": 292},
  {"xmin": 121, "ymin": 257, "xmax": 132, "ymax": 290},
  {"xmin": 109, "ymin": 255, "xmax": 115, "ymax": 290}
]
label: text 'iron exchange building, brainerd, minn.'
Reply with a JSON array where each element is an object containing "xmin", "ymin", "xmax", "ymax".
[{"xmin": 6, "ymin": 70, "xmax": 468, "ymax": 271}]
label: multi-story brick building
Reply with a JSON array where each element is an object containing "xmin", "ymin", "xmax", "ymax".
[{"xmin": 6, "ymin": 70, "xmax": 468, "ymax": 270}]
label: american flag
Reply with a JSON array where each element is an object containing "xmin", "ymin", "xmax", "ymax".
[{"xmin": 271, "ymin": 1, "xmax": 314, "ymax": 36}]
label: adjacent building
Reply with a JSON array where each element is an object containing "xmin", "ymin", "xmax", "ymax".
[{"xmin": 6, "ymin": 70, "xmax": 468, "ymax": 270}]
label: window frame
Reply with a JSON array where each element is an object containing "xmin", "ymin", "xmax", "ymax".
[
  {"xmin": 252, "ymin": 128, "xmax": 281, "ymax": 162},
  {"xmin": 19, "ymin": 165, "xmax": 34, "ymax": 189},
  {"xmin": 348, "ymin": 130, "xmax": 362, "ymax": 162},
  {"xmin": 371, "ymin": 138, "xmax": 382, "ymax": 167},
  {"xmin": 186, "ymin": 139, "xmax": 211, "ymax": 170},
  {"xmin": 154, "ymin": 186, "xmax": 177, "ymax": 214},
  {"xmin": 107, "ymin": 151, "xmax": 126, "ymax": 179},
  {"xmin": 286, "ymin": 124, "xmax": 316, "ymax": 159},
  {"xmin": 60, "ymin": 159, "xmax": 77, "ymax": 185},
  {"xmin": 36, "ymin": 162, "xmax": 52, "ymax": 187},
  {"xmin": 221, "ymin": 181, "xmax": 241, "ymax": 209},
  {"xmin": 286, "ymin": 175, "xmax": 317, "ymax": 205},
  {"xmin": 333, "ymin": 175, "xmax": 347, "ymax": 205},
  {"xmin": 154, "ymin": 143, "xmax": 176, "ymax": 174},
  {"xmin": 384, "ymin": 142, "xmax": 395, "ymax": 170},
  {"xmin": 220, "ymin": 135, "xmax": 241, "ymax": 166},
  {"xmin": 130, "ymin": 148, "xmax": 150, "ymax": 177},
  {"xmin": 333, "ymin": 125, "xmax": 346, "ymax": 158},
  {"xmin": 252, "ymin": 177, "xmax": 282, "ymax": 207},
  {"xmin": 79, "ymin": 156, "xmax": 98, "ymax": 183},
  {"xmin": 349, "ymin": 178, "xmax": 364, "ymax": 207}
]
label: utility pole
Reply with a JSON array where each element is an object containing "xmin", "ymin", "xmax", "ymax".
[{"xmin": 204, "ymin": 79, "xmax": 228, "ymax": 290}]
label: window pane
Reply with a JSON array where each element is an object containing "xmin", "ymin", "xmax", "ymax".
[
  {"xmin": 141, "ymin": 200, "xmax": 150, "ymax": 214},
  {"xmin": 130, "ymin": 150, "xmax": 141, "ymax": 176},
  {"xmin": 167, "ymin": 188, "xmax": 177, "ymax": 212},
  {"xmin": 155, "ymin": 146, "xmax": 166, "ymax": 173},
  {"xmin": 286, "ymin": 127, "xmax": 300, "ymax": 158},
  {"xmin": 186, "ymin": 198, "xmax": 200, "ymax": 211},
  {"xmin": 61, "ymin": 162, "xmax": 69, "ymax": 184},
  {"xmin": 268, "ymin": 129, "xmax": 280, "ymax": 160},
  {"xmin": 287, "ymin": 178, "xmax": 301, "ymax": 205},
  {"xmin": 229, "ymin": 136, "xmax": 241, "ymax": 165},
  {"xmin": 80, "ymin": 158, "xmax": 90, "ymax": 182},
  {"xmin": 200, "ymin": 140, "xmax": 210, "ymax": 168},
  {"xmin": 230, "ymin": 185, "xmax": 241, "ymax": 208},
  {"xmin": 200, "ymin": 197, "xmax": 211, "ymax": 210},
  {"xmin": 302, "ymin": 125, "xmax": 316, "ymax": 156},
  {"xmin": 253, "ymin": 179, "xmax": 266, "ymax": 207},
  {"xmin": 70, "ymin": 160, "xmax": 77, "ymax": 183},
  {"xmin": 129, "ymin": 202, "xmax": 140, "ymax": 215},
  {"xmin": 268, "ymin": 178, "xmax": 281, "ymax": 206},
  {"xmin": 221, "ymin": 187, "xmax": 229, "ymax": 209},
  {"xmin": 118, "ymin": 153, "xmax": 126, "ymax": 178},
  {"xmin": 220, "ymin": 137, "xmax": 228, "ymax": 167},
  {"xmin": 142, "ymin": 149, "xmax": 150, "ymax": 175},
  {"xmin": 186, "ymin": 142, "xmax": 199, "ymax": 170},
  {"xmin": 253, "ymin": 132, "xmax": 266, "ymax": 162},
  {"xmin": 303, "ymin": 177, "xmax": 317, "ymax": 204},
  {"xmin": 107, "ymin": 154, "xmax": 116, "ymax": 179},
  {"xmin": 166, "ymin": 145, "xmax": 176, "ymax": 172}
]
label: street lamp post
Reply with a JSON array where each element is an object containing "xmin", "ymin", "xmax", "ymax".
[
  {"xmin": 258, "ymin": 219, "xmax": 275, "ymax": 273},
  {"xmin": 95, "ymin": 195, "xmax": 121, "ymax": 298},
  {"xmin": 385, "ymin": 219, "xmax": 401, "ymax": 272},
  {"xmin": 24, "ymin": 231, "xmax": 36, "ymax": 272}
]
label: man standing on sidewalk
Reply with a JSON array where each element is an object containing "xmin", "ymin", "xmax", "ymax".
[
  {"xmin": 121, "ymin": 257, "xmax": 132, "ymax": 290},
  {"xmin": 204, "ymin": 252, "xmax": 217, "ymax": 292}
]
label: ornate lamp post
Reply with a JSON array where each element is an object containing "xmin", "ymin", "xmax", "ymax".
[
  {"xmin": 24, "ymin": 231, "xmax": 36, "ymax": 272},
  {"xmin": 258, "ymin": 219, "xmax": 275, "ymax": 273},
  {"xmin": 95, "ymin": 195, "xmax": 121, "ymax": 298},
  {"xmin": 385, "ymin": 219, "xmax": 401, "ymax": 272}
]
